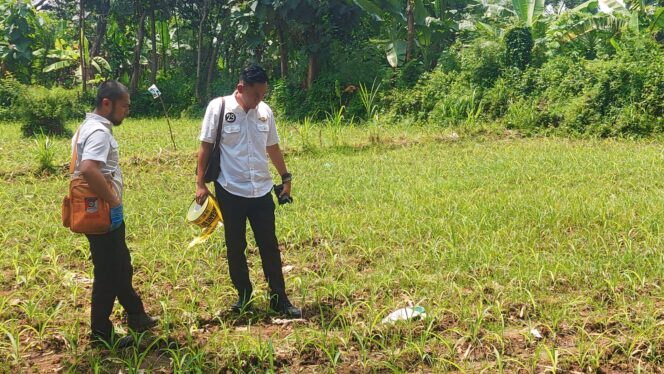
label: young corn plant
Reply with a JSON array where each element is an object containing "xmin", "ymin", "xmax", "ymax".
[
  {"xmin": 298, "ymin": 116, "xmax": 316, "ymax": 152},
  {"xmin": 33, "ymin": 130, "xmax": 57, "ymax": 174},
  {"xmin": 358, "ymin": 78, "xmax": 380, "ymax": 121},
  {"xmin": 0, "ymin": 323, "xmax": 23, "ymax": 367},
  {"xmin": 325, "ymin": 106, "xmax": 345, "ymax": 148}
]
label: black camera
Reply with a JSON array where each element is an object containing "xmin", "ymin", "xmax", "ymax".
[{"xmin": 273, "ymin": 184, "xmax": 293, "ymax": 205}]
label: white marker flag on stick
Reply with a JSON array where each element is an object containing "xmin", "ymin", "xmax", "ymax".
[
  {"xmin": 148, "ymin": 84, "xmax": 162, "ymax": 99},
  {"xmin": 147, "ymin": 84, "xmax": 177, "ymax": 150}
]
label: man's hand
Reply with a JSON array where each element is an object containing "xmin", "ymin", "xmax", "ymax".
[
  {"xmin": 196, "ymin": 142, "xmax": 214, "ymax": 205},
  {"xmin": 110, "ymin": 203, "xmax": 124, "ymax": 231},
  {"xmin": 280, "ymin": 181, "xmax": 291, "ymax": 198},
  {"xmin": 196, "ymin": 184, "xmax": 211, "ymax": 205}
]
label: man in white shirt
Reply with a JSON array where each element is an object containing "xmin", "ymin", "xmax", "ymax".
[
  {"xmin": 74, "ymin": 81, "xmax": 158, "ymax": 347},
  {"xmin": 196, "ymin": 64, "xmax": 301, "ymax": 318}
]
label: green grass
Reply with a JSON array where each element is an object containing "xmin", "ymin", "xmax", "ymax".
[{"xmin": 1, "ymin": 118, "xmax": 663, "ymax": 372}]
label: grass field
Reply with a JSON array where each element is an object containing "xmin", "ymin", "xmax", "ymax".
[{"xmin": 1, "ymin": 118, "xmax": 663, "ymax": 373}]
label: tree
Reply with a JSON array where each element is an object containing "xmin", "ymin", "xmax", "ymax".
[{"xmin": 130, "ymin": 1, "xmax": 146, "ymax": 95}]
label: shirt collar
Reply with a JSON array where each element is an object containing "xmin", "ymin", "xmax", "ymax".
[
  {"xmin": 227, "ymin": 91, "xmax": 262, "ymax": 115},
  {"xmin": 86, "ymin": 112, "xmax": 113, "ymax": 131}
]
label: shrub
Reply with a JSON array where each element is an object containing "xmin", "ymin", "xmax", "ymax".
[
  {"xmin": 33, "ymin": 131, "xmax": 56, "ymax": 173},
  {"xmin": 458, "ymin": 40, "xmax": 504, "ymax": 88},
  {"xmin": 505, "ymin": 27, "xmax": 533, "ymax": 70},
  {"xmin": 0, "ymin": 74, "xmax": 26, "ymax": 121},
  {"xmin": 17, "ymin": 86, "xmax": 78, "ymax": 137}
]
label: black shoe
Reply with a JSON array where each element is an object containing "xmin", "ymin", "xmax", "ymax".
[
  {"xmin": 231, "ymin": 299, "xmax": 254, "ymax": 314},
  {"xmin": 270, "ymin": 299, "xmax": 302, "ymax": 318},
  {"xmin": 90, "ymin": 332, "xmax": 135, "ymax": 349},
  {"xmin": 127, "ymin": 313, "xmax": 159, "ymax": 333}
]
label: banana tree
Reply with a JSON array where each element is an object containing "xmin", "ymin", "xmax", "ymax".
[
  {"xmin": 353, "ymin": 0, "xmax": 457, "ymax": 69},
  {"xmin": 512, "ymin": 0, "xmax": 545, "ymax": 25},
  {"xmin": 473, "ymin": 0, "xmax": 545, "ymax": 25},
  {"xmin": 35, "ymin": 38, "xmax": 111, "ymax": 85},
  {"xmin": 0, "ymin": 0, "xmax": 38, "ymax": 80}
]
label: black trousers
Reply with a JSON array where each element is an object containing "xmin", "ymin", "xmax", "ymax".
[
  {"xmin": 214, "ymin": 183, "xmax": 287, "ymax": 302},
  {"xmin": 85, "ymin": 222, "xmax": 145, "ymax": 336}
]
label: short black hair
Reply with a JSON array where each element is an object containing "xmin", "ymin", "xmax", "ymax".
[
  {"xmin": 95, "ymin": 80, "xmax": 129, "ymax": 108},
  {"xmin": 240, "ymin": 64, "xmax": 268, "ymax": 85}
]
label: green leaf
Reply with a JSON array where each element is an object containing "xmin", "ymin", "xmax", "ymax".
[
  {"xmin": 92, "ymin": 56, "xmax": 111, "ymax": 72},
  {"xmin": 385, "ymin": 39, "xmax": 406, "ymax": 68},
  {"xmin": 512, "ymin": 0, "xmax": 544, "ymax": 26},
  {"xmin": 609, "ymin": 37, "xmax": 622, "ymax": 53},
  {"xmin": 352, "ymin": 0, "xmax": 385, "ymax": 20},
  {"xmin": 629, "ymin": 10, "xmax": 639, "ymax": 31},
  {"xmin": 157, "ymin": 21, "xmax": 170, "ymax": 49},
  {"xmin": 43, "ymin": 60, "xmax": 74, "ymax": 73},
  {"xmin": 81, "ymin": 34, "xmax": 90, "ymax": 65},
  {"xmin": 572, "ymin": 0, "xmax": 599, "ymax": 13},
  {"xmin": 413, "ymin": 0, "xmax": 428, "ymax": 26},
  {"xmin": 649, "ymin": 7, "xmax": 664, "ymax": 32},
  {"xmin": 598, "ymin": 0, "xmax": 629, "ymax": 15}
]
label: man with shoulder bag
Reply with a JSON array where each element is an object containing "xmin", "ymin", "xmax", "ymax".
[
  {"xmin": 65, "ymin": 81, "xmax": 158, "ymax": 347},
  {"xmin": 196, "ymin": 64, "xmax": 301, "ymax": 318}
]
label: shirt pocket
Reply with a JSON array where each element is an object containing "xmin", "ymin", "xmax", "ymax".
[
  {"xmin": 107, "ymin": 137, "xmax": 120, "ymax": 171},
  {"xmin": 256, "ymin": 122, "xmax": 269, "ymax": 143},
  {"xmin": 222, "ymin": 124, "xmax": 241, "ymax": 144},
  {"xmin": 257, "ymin": 123, "xmax": 269, "ymax": 131}
]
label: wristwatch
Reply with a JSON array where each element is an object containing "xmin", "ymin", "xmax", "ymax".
[{"xmin": 281, "ymin": 172, "xmax": 292, "ymax": 183}]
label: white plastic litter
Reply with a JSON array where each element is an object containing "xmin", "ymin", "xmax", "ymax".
[
  {"xmin": 381, "ymin": 306, "xmax": 426, "ymax": 324},
  {"xmin": 530, "ymin": 328, "xmax": 543, "ymax": 339},
  {"xmin": 272, "ymin": 318, "xmax": 306, "ymax": 325}
]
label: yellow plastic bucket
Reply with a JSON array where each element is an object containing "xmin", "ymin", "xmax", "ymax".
[{"xmin": 187, "ymin": 195, "xmax": 223, "ymax": 247}]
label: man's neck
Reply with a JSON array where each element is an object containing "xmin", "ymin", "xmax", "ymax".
[
  {"xmin": 235, "ymin": 91, "xmax": 250, "ymax": 113},
  {"xmin": 92, "ymin": 110, "xmax": 113, "ymax": 128}
]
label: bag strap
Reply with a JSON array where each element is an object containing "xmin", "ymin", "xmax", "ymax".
[
  {"xmin": 213, "ymin": 97, "xmax": 226, "ymax": 151},
  {"xmin": 69, "ymin": 128, "xmax": 81, "ymax": 174}
]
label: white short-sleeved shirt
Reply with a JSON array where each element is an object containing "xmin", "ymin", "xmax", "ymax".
[
  {"xmin": 71, "ymin": 113, "xmax": 123, "ymax": 201},
  {"xmin": 199, "ymin": 93, "xmax": 280, "ymax": 198}
]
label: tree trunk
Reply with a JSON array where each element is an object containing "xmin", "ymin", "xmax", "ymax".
[
  {"xmin": 306, "ymin": 53, "xmax": 319, "ymax": 89},
  {"xmin": 173, "ymin": 3, "xmax": 181, "ymax": 60},
  {"xmin": 406, "ymin": 0, "xmax": 414, "ymax": 62},
  {"xmin": 194, "ymin": 0, "xmax": 210, "ymax": 102},
  {"xmin": 277, "ymin": 25, "xmax": 288, "ymax": 79},
  {"xmin": 160, "ymin": 9, "xmax": 168, "ymax": 73},
  {"xmin": 254, "ymin": 45, "xmax": 263, "ymax": 64},
  {"xmin": 205, "ymin": 38, "xmax": 220, "ymax": 100},
  {"xmin": 149, "ymin": 0, "xmax": 157, "ymax": 84},
  {"xmin": 130, "ymin": 10, "xmax": 146, "ymax": 95},
  {"xmin": 79, "ymin": 0, "xmax": 87, "ymax": 94},
  {"xmin": 90, "ymin": 0, "xmax": 110, "ymax": 58}
]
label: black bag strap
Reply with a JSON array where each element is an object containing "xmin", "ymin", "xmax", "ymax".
[{"xmin": 212, "ymin": 97, "xmax": 226, "ymax": 151}]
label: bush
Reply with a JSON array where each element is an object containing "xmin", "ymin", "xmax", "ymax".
[
  {"xmin": 0, "ymin": 74, "xmax": 26, "ymax": 121},
  {"xmin": 17, "ymin": 86, "xmax": 77, "ymax": 137},
  {"xmin": 384, "ymin": 31, "xmax": 664, "ymax": 137},
  {"xmin": 458, "ymin": 40, "xmax": 504, "ymax": 88},
  {"xmin": 395, "ymin": 60, "xmax": 425, "ymax": 89},
  {"xmin": 268, "ymin": 79, "xmax": 308, "ymax": 120},
  {"xmin": 123, "ymin": 70, "xmax": 197, "ymax": 118},
  {"xmin": 505, "ymin": 27, "xmax": 533, "ymax": 70},
  {"xmin": 180, "ymin": 103, "xmax": 207, "ymax": 119},
  {"xmin": 384, "ymin": 68, "xmax": 457, "ymax": 122}
]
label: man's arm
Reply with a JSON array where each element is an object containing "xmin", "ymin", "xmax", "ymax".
[
  {"xmin": 266, "ymin": 144, "xmax": 291, "ymax": 197},
  {"xmin": 79, "ymin": 160, "xmax": 120, "ymax": 207},
  {"xmin": 196, "ymin": 141, "xmax": 214, "ymax": 204}
]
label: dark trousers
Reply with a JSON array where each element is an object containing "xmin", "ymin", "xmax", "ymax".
[
  {"xmin": 85, "ymin": 222, "xmax": 145, "ymax": 336},
  {"xmin": 214, "ymin": 183, "xmax": 287, "ymax": 302}
]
